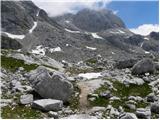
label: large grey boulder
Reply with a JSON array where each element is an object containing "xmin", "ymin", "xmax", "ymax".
[
  {"xmin": 32, "ymin": 99, "xmax": 63, "ymax": 111},
  {"xmin": 115, "ymin": 59, "xmax": 138, "ymax": 69},
  {"xmin": 131, "ymin": 58, "xmax": 155, "ymax": 75},
  {"xmin": 28, "ymin": 66, "xmax": 73, "ymax": 102}
]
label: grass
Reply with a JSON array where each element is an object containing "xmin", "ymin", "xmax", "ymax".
[
  {"xmin": 112, "ymin": 81, "xmax": 152, "ymax": 97},
  {"xmin": 85, "ymin": 58, "xmax": 98, "ymax": 65},
  {"xmin": 89, "ymin": 79, "xmax": 152, "ymax": 111},
  {"xmin": 66, "ymin": 67, "xmax": 93, "ymax": 75},
  {"xmin": 1, "ymin": 105, "xmax": 43, "ymax": 119},
  {"xmin": 1, "ymin": 55, "xmax": 39, "ymax": 72}
]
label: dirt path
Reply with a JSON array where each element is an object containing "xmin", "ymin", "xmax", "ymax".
[
  {"xmin": 77, "ymin": 79, "xmax": 105, "ymax": 113},
  {"xmin": 77, "ymin": 82, "xmax": 91, "ymax": 112}
]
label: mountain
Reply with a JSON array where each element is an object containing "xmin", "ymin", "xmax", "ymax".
[
  {"xmin": 1, "ymin": 1, "xmax": 159, "ymax": 63},
  {"xmin": 54, "ymin": 8, "xmax": 125, "ymax": 32}
]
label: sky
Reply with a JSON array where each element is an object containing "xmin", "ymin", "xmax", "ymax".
[{"xmin": 33, "ymin": 0, "xmax": 159, "ymax": 35}]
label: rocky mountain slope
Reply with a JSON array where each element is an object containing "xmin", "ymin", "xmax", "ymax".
[{"xmin": 1, "ymin": 0, "xmax": 159, "ymax": 119}]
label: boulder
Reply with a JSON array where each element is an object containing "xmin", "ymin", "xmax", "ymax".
[
  {"xmin": 115, "ymin": 59, "xmax": 138, "ymax": 69},
  {"xmin": 150, "ymin": 102, "xmax": 159, "ymax": 114},
  {"xmin": 131, "ymin": 58, "xmax": 155, "ymax": 75},
  {"xmin": 20, "ymin": 94, "xmax": 33, "ymax": 105},
  {"xmin": 32, "ymin": 99, "xmax": 63, "ymax": 111},
  {"xmin": 28, "ymin": 66, "xmax": 73, "ymax": 102},
  {"xmin": 136, "ymin": 108, "xmax": 151, "ymax": 119}
]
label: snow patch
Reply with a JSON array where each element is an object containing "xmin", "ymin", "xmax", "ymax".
[
  {"xmin": 86, "ymin": 46, "xmax": 97, "ymax": 50},
  {"xmin": 144, "ymin": 51, "xmax": 150, "ymax": 54},
  {"xmin": 118, "ymin": 30, "xmax": 125, "ymax": 34},
  {"xmin": 111, "ymin": 51, "xmax": 115, "ymax": 54},
  {"xmin": 2, "ymin": 32, "xmax": 25, "ymax": 40},
  {"xmin": 49, "ymin": 47, "xmax": 62, "ymax": 53},
  {"xmin": 91, "ymin": 33, "xmax": 104, "ymax": 39},
  {"xmin": 144, "ymin": 37, "xmax": 149, "ymax": 40},
  {"xmin": 78, "ymin": 72, "xmax": 102, "ymax": 79},
  {"xmin": 110, "ymin": 30, "xmax": 125, "ymax": 34},
  {"xmin": 31, "ymin": 45, "xmax": 46, "ymax": 56},
  {"xmin": 140, "ymin": 42, "xmax": 144, "ymax": 48},
  {"xmin": 29, "ymin": 22, "xmax": 38, "ymax": 33},
  {"xmin": 65, "ymin": 20, "xmax": 70, "ymax": 23},
  {"xmin": 36, "ymin": 10, "xmax": 40, "ymax": 17},
  {"xmin": 65, "ymin": 28, "xmax": 80, "ymax": 33}
]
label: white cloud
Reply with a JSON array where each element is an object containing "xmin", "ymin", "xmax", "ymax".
[
  {"xmin": 130, "ymin": 24, "xmax": 159, "ymax": 36},
  {"xmin": 113, "ymin": 10, "xmax": 119, "ymax": 14},
  {"xmin": 32, "ymin": 0, "xmax": 111, "ymax": 17}
]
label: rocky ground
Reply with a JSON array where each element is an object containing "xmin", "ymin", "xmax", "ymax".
[{"xmin": 0, "ymin": 49, "xmax": 159, "ymax": 119}]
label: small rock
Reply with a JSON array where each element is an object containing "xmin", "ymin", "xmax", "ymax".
[
  {"xmin": 88, "ymin": 93, "xmax": 99, "ymax": 98},
  {"xmin": 62, "ymin": 114, "xmax": 97, "ymax": 119},
  {"xmin": 150, "ymin": 102, "xmax": 159, "ymax": 114},
  {"xmin": 99, "ymin": 90, "xmax": 112, "ymax": 99},
  {"xmin": 48, "ymin": 111, "xmax": 58, "ymax": 118},
  {"xmin": 20, "ymin": 94, "xmax": 33, "ymax": 105},
  {"xmin": 147, "ymin": 93, "xmax": 157, "ymax": 102},
  {"xmin": 88, "ymin": 97, "xmax": 96, "ymax": 101},
  {"xmin": 89, "ymin": 107, "xmax": 106, "ymax": 113},
  {"xmin": 32, "ymin": 99, "xmax": 63, "ymax": 111},
  {"xmin": 18, "ymin": 67, "xmax": 24, "ymax": 71},
  {"xmin": 136, "ymin": 108, "xmax": 151, "ymax": 119},
  {"xmin": 125, "ymin": 104, "xmax": 136, "ymax": 110},
  {"xmin": 118, "ymin": 106, "xmax": 124, "ymax": 113},
  {"xmin": 110, "ymin": 107, "xmax": 119, "ymax": 116},
  {"xmin": 110, "ymin": 96, "xmax": 120, "ymax": 101},
  {"xmin": 145, "ymin": 73, "xmax": 150, "ymax": 76},
  {"xmin": 119, "ymin": 112, "xmax": 137, "ymax": 119}
]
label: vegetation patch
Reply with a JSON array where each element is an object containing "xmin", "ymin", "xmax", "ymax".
[
  {"xmin": 1, "ymin": 105, "xmax": 43, "ymax": 119},
  {"xmin": 89, "ymin": 79, "xmax": 152, "ymax": 111},
  {"xmin": 67, "ymin": 82, "xmax": 80, "ymax": 110},
  {"xmin": 85, "ymin": 58, "xmax": 98, "ymax": 65},
  {"xmin": 1, "ymin": 55, "xmax": 38, "ymax": 72},
  {"xmin": 112, "ymin": 81, "xmax": 152, "ymax": 97}
]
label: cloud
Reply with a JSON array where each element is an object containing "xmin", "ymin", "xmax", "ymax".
[
  {"xmin": 130, "ymin": 24, "xmax": 159, "ymax": 36},
  {"xmin": 32, "ymin": 0, "xmax": 111, "ymax": 17},
  {"xmin": 113, "ymin": 10, "xmax": 119, "ymax": 14}
]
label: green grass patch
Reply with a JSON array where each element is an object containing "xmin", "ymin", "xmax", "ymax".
[
  {"xmin": 85, "ymin": 58, "xmax": 98, "ymax": 65},
  {"xmin": 89, "ymin": 79, "xmax": 152, "ymax": 110},
  {"xmin": 1, "ymin": 105, "xmax": 43, "ymax": 119},
  {"xmin": 90, "ymin": 97, "xmax": 109, "ymax": 107},
  {"xmin": 1, "ymin": 55, "xmax": 38, "ymax": 72},
  {"xmin": 67, "ymin": 82, "xmax": 80, "ymax": 110},
  {"xmin": 112, "ymin": 81, "xmax": 152, "ymax": 97}
]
